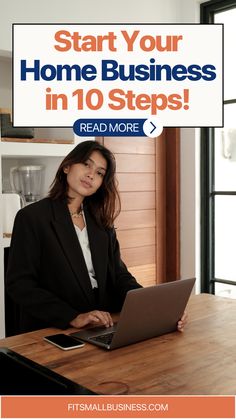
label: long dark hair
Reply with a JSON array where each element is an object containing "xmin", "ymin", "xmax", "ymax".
[{"xmin": 48, "ymin": 140, "xmax": 121, "ymax": 228}]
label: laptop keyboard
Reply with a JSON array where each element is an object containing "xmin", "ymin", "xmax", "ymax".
[{"xmin": 90, "ymin": 331, "xmax": 115, "ymax": 346}]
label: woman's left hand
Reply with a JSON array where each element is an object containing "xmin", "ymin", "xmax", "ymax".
[{"xmin": 177, "ymin": 310, "xmax": 188, "ymax": 332}]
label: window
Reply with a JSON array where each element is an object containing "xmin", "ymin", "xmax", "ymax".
[{"xmin": 201, "ymin": 0, "xmax": 236, "ymax": 298}]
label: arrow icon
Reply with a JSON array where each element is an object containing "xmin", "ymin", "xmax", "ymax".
[
  {"xmin": 150, "ymin": 121, "xmax": 156, "ymax": 134},
  {"xmin": 143, "ymin": 117, "xmax": 163, "ymax": 138}
]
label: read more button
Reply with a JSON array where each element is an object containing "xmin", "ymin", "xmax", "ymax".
[{"xmin": 73, "ymin": 119, "xmax": 146, "ymax": 137}]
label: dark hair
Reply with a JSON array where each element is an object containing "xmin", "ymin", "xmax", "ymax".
[{"xmin": 48, "ymin": 140, "xmax": 121, "ymax": 228}]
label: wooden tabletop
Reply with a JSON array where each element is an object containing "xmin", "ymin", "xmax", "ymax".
[{"xmin": 0, "ymin": 293, "xmax": 235, "ymax": 395}]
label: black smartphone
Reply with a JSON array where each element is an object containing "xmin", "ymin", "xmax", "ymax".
[{"xmin": 44, "ymin": 334, "xmax": 85, "ymax": 350}]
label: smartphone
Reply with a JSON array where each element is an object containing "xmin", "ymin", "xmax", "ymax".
[{"xmin": 44, "ymin": 334, "xmax": 85, "ymax": 350}]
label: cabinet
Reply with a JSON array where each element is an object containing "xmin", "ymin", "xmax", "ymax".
[
  {"xmin": 1, "ymin": 136, "xmax": 80, "ymax": 243},
  {"xmin": 0, "ymin": 54, "xmax": 93, "ymax": 337}
]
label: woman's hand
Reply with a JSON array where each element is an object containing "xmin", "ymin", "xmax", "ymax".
[
  {"xmin": 177, "ymin": 310, "xmax": 188, "ymax": 332},
  {"xmin": 70, "ymin": 310, "xmax": 113, "ymax": 329}
]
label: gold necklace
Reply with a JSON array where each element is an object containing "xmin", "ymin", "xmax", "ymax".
[{"xmin": 69, "ymin": 209, "xmax": 83, "ymax": 218}]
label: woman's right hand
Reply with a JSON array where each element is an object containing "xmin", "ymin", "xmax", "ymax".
[{"xmin": 70, "ymin": 310, "xmax": 113, "ymax": 329}]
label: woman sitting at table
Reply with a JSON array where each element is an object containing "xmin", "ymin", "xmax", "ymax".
[{"xmin": 6, "ymin": 140, "xmax": 187, "ymax": 334}]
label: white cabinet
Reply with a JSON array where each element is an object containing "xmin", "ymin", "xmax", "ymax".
[{"xmin": 0, "ymin": 138, "xmax": 78, "ymax": 243}]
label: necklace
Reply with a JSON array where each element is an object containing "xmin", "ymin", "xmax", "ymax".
[{"xmin": 69, "ymin": 209, "xmax": 83, "ymax": 218}]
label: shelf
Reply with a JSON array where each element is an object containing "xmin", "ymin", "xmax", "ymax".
[
  {"xmin": 0, "ymin": 136, "xmax": 96, "ymax": 157},
  {"xmin": 1, "ymin": 138, "xmax": 74, "ymax": 144},
  {"xmin": 0, "ymin": 139, "xmax": 77, "ymax": 157}
]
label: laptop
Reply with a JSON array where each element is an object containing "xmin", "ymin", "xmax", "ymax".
[{"xmin": 71, "ymin": 277, "xmax": 195, "ymax": 350}]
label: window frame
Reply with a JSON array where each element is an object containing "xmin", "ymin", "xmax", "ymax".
[{"xmin": 200, "ymin": 0, "xmax": 236, "ymax": 293}]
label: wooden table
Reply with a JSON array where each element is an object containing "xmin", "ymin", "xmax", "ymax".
[{"xmin": 0, "ymin": 294, "xmax": 235, "ymax": 395}]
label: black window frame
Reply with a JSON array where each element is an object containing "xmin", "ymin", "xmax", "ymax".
[{"xmin": 201, "ymin": 0, "xmax": 236, "ymax": 293}]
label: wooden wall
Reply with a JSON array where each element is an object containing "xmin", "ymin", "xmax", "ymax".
[{"xmin": 103, "ymin": 137, "xmax": 156, "ymax": 287}]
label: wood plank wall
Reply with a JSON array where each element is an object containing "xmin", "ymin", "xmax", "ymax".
[{"xmin": 102, "ymin": 137, "xmax": 156, "ymax": 287}]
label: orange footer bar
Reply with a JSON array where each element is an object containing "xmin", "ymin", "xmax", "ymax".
[{"xmin": 1, "ymin": 395, "xmax": 235, "ymax": 418}]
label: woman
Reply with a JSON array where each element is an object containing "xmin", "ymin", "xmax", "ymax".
[{"xmin": 6, "ymin": 140, "xmax": 187, "ymax": 333}]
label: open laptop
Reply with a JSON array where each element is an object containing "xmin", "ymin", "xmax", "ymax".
[{"xmin": 71, "ymin": 277, "xmax": 195, "ymax": 350}]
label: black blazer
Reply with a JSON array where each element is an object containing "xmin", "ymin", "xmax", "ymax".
[{"xmin": 6, "ymin": 198, "xmax": 141, "ymax": 333}]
